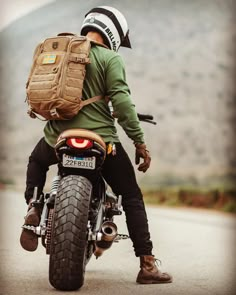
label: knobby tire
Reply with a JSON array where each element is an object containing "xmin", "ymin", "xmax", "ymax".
[{"xmin": 49, "ymin": 175, "xmax": 92, "ymax": 291}]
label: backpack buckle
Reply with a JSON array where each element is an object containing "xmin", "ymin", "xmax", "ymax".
[
  {"xmin": 50, "ymin": 109, "xmax": 59, "ymax": 118},
  {"xmin": 27, "ymin": 107, "xmax": 36, "ymax": 119}
]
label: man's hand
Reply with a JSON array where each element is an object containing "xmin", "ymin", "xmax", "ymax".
[{"xmin": 135, "ymin": 143, "xmax": 151, "ymax": 172}]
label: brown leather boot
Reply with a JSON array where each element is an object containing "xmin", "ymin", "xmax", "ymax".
[
  {"xmin": 136, "ymin": 255, "xmax": 173, "ymax": 284},
  {"xmin": 20, "ymin": 203, "xmax": 40, "ymax": 252}
]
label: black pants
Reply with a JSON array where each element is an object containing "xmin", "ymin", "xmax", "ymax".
[{"xmin": 25, "ymin": 137, "xmax": 153, "ymax": 257}]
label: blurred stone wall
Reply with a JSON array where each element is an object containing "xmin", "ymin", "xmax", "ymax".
[{"xmin": 0, "ymin": 0, "xmax": 235, "ymax": 189}]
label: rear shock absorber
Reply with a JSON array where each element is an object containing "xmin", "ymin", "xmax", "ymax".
[
  {"xmin": 46, "ymin": 175, "xmax": 61, "ymax": 208},
  {"xmin": 43, "ymin": 175, "xmax": 61, "ymax": 250},
  {"xmin": 50, "ymin": 175, "xmax": 61, "ymax": 197}
]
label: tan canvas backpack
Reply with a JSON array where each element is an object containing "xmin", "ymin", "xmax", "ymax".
[{"xmin": 26, "ymin": 33, "xmax": 102, "ymax": 120}]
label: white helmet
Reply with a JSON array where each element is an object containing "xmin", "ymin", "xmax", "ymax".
[{"xmin": 81, "ymin": 6, "xmax": 131, "ymax": 52}]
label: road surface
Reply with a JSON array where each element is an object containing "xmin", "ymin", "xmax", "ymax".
[{"xmin": 0, "ymin": 189, "xmax": 235, "ymax": 295}]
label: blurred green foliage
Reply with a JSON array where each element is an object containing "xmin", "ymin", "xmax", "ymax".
[{"xmin": 143, "ymin": 187, "xmax": 236, "ymax": 213}]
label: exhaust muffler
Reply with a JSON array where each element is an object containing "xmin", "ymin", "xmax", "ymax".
[{"xmin": 94, "ymin": 221, "xmax": 118, "ymax": 258}]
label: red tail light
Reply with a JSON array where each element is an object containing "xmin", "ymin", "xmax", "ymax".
[{"xmin": 66, "ymin": 138, "xmax": 93, "ymax": 149}]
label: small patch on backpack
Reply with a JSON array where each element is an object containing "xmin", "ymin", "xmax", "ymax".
[{"xmin": 42, "ymin": 54, "xmax": 57, "ymax": 64}]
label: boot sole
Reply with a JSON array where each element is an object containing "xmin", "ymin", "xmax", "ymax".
[
  {"xmin": 136, "ymin": 277, "xmax": 173, "ymax": 284},
  {"xmin": 20, "ymin": 211, "xmax": 39, "ymax": 252},
  {"xmin": 20, "ymin": 229, "xmax": 38, "ymax": 251},
  {"xmin": 137, "ymin": 279, "xmax": 173, "ymax": 284}
]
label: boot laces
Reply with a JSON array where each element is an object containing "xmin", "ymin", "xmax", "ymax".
[{"xmin": 154, "ymin": 258, "xmax": 162, "ymax": 269}]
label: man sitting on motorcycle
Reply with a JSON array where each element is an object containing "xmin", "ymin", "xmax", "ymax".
[{"xmin": 20, "ymin": 6, "xmax": 172, "ymax": 285}]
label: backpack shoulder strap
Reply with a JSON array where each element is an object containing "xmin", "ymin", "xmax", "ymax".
[
  {"xmin": 80, "ymin": 95, "xmax": 110, "ymax": 108},
  {"xmin": 80, "ymin": 95, "xmax": 104, "ymax": 108},
  {"xmin": 89, "ymin": 39, "xmax": 109, "ymax": 49}
]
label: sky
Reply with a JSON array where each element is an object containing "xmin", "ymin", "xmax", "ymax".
[{"xmin": 0, "ymin": 0, "xmax": 55, "ymax": 31}]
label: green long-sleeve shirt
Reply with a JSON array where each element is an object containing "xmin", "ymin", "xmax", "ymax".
[{"xmin": 44, "ymin": 43, "xmax": 144, "ymax": 147}]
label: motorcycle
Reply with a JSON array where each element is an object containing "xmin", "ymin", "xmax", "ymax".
[{"xmin": 22, "ymin": 113, "xmax": 156, "ymax": 291}]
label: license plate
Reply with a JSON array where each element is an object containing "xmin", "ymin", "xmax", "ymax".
[{"xmin": 62, "ymin": 154, "xmax": 96, "ymax": 170}]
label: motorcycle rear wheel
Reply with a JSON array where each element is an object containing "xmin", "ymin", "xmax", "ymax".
[{"xmin": 49, "ymin": 175, "xmax": 92, "ymax": 291}]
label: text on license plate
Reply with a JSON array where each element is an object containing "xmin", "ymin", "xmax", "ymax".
[{"xmin": 62, "ymin": 154, "xmax": 96, "ymax": 170}]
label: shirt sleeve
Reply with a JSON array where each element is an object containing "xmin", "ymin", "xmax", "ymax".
[{"xmin": 105, "ymin": 54, "xmax": 145, "ymax": 144}]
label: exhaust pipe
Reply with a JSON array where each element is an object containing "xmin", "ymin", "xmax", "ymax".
[{"xmin": 94, "ymin": 221, "xmax": 118, "ymax": 258}]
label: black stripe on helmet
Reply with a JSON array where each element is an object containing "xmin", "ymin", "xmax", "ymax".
[{"xmin": 84, "ymin": 18, "xmax": 107, "ymax": 29}]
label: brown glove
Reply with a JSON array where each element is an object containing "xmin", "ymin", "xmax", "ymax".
[{"xmin": 135, "ymin": 143, "xmax": 151, "ymax": 173}]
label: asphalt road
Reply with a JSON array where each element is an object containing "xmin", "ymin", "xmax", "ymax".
[{"xmin": 0, "ymin": 189, "xmax": 235, "ymax": 295}]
